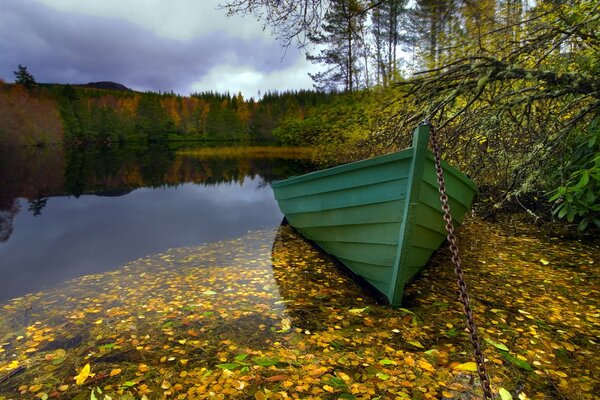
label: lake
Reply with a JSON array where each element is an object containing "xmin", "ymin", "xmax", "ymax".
[
  {"xmin": 0, "ymin": 144, "xmax": 318, "ymax": 302},
  {"xmin": 0, "ymin": 144, "xmax": 598, "ymax": 400}
]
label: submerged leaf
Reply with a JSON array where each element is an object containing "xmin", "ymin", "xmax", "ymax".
[
  {"xmin": 502, "ymin": 352, "xmax": 533, "ymax": 371},
  {"xmin": 216, "ymin": 363, "xmax": 240, "ymax": 370},
  {"xmin": 75, "ymin": 363, "xmax": 91, "ymax": 385},
  {"xmin": 376, "ymin": 372, "xmax": 390, "ymax": 380},
  {"xmin": 348, "ymin": 307, "xmax": 369, "ymax": 314},
  {"xmin": 253, "ymin": 357, "xmax": 280, "ymax": 367},
  {"xmin": 408, "ymin": 340, "xmax": 424, "ymax": 348},
  {"xmin": 499, "ymin": 388, "xmax": 513, "ymax": 400},
  {"xmin": 453, "ymin": 362, "xmax": 477, "ymax": 372},
  {"xmin": 485, "ymin": 338, "xmax": 509, "ymax": 351}
]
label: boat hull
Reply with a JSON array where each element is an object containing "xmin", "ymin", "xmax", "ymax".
[{"xmin": 272, "ymin": 125, "xmax": 477, "ymax": 306}]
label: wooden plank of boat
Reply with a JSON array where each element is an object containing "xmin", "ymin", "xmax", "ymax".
[{"xmin": 271, "ymin": 124, "xmax": 477, "ymax": 306}]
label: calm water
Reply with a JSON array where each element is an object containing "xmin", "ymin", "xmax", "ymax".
[{"xmin": 0, "ymin": 144, "xmax": 317, "ymax": 302}]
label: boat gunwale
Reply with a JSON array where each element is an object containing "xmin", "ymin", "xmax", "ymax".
[
  {"xmin": 271, "ymin": 146, "xmax": 477, "ymax": 194},
  {"xmin": 271, "ymin": 148, "xmax": 413, "ymax": 188},
  {"xmin": 424, "ymin": 153, "xmax": 477, "ymax": 192}
]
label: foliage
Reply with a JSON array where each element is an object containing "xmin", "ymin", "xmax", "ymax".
[
  {"xmin": 0, "ymin": 219, "xmax": 598, "ymax": 399},
  {"xmin": 371, "ymin": 0, "xmax": 409, "ymax": 86},
  {"xmin": 307, "ymin": 0, "xmax": 367, "ymax": 92},
  {"xmin": 13, "ymin": 64, "xmax": 36, "ymax": 88},
  {"xmin": 0, "ymin": 83, "xmax": 63, "ymax": 146},
  {"xmin": 227, "ymin": 0, "xmax": 600, "ymax": 229},
  {"xmin": 1, "ymin": 84, "xmax": 335, "ymax": 145},
  {"xmin": 273, "ymin": 91, "xmax": 375, "ymax": 149},
  {"xmin": 549, "ymin": 117, "xmax": 600, "ymax": 230}
]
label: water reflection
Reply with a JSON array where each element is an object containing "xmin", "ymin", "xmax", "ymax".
[{"xmin": 0, "ymin": 144, "xmax": 317, "ymax": 302}]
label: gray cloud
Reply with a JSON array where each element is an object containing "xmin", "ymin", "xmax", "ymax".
[{"xmin": 0, "ymin": 0, "xmax": 298, "ymax": 94}]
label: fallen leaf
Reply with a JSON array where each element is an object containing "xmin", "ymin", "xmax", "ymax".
[
  {"xmin": 74, "ymin": 363, "xmax": 91, "ymax": 385},
  {"xmin": 348, "ymin": 307, "xmax": 369, "ymax": 314},
  {"xmin": 454, "ymin": 362, "xmax": 477, "ymax": 372},
  {"xmin": 485, "ymin": 338, "xmax": 509, "ymax": 352},
  {"xmin": 499, "ymin": 387, "xmax": 513, "ymax": 400}
]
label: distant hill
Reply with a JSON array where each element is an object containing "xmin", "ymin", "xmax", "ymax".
[{"xmin": 82, "ymin": 81, "xmax": 131, "ymax": 91}]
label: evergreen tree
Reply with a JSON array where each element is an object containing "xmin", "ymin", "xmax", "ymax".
[
  {"xmin": 307, "ymin": 0, "xmax": 367, "ymax": 93},
  {"xmin": 412, "ymin": 0, "xmax": 459, "ymax": 69},
  {"xmin": 13, "ymin": 64, "xmax": 36, "ymax": 88},
  {"xmin": 372, "ymin": 0, "xmax": 409, "ymax": 86}
]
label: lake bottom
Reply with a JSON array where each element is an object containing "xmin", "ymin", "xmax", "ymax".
[{"xmin": 0, "ymin": 219, "xmax": 598, "ymax": 399}]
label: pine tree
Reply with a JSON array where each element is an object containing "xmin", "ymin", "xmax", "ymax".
[
  {"xmin": 372, "ymin": 0, "xmax": 409, "ymax": 86},
  {"xmin": 306, "ymin": 0, "xmax": 367, "ymax": 93},
  {"xmin": 13, "ymin": 64, "xmax": 36, "ymax": 88}
]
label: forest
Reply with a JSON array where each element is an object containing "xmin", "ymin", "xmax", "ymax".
[
  {"xmin": 0, "ymin": 81, "xmax": 334, "ymax": 146},
  {"xmin": 224, "ymin": 0, "xmax": 599, "ymax": 231},
  {"xmin": 1, "ymin": 0, "xmax": 598, "ymax": 229}
]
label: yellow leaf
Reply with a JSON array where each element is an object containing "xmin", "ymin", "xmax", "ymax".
[
  {"xmin": 418, "ymin": 359, "xmax": 435, "ymax": 372},
  {"xmin": 255, "ymin": 392, "xmax": 267, "ymax": 400},
  {"xmin": 323, "ymin": 385, "xmax": 334, "ymax": 393},
  {"xmin": 454, "ymin": 362, "xmax": 477, "ymax": 372},
  {"xmin": 109, "ymin": 368, "xmax": 122, "ymax": 377},
  {"xmin": 499, "ymin": 388, "xmax": 513, "ymax": 400},
  {"xmin": 280, "ymin": 318, "xmax": 291, "ymax": 332},
  {"xmin": 539, "ymin": 259, "xmax": 549, "ymax": 265},
  {"xmin": 75, "ymin": 363, "xmax": 91, "ymax": 385},
  {"xmin": 408, "ymin": 340, "xmax": 424, "ymax": 348}
]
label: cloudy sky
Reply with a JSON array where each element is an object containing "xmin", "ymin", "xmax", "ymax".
[{"xmin": 0, "ymin": 0, "xmax": 319, "ymax": 98}]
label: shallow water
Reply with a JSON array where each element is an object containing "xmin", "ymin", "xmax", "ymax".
[
  {"xmin": 0, "ymin": 144, "xmax": 316, "ymax": 301},
  {"xmin": 0, "ymin": 218, "xmax": 598, "ymax": 399}
]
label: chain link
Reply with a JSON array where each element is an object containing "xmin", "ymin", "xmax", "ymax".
[{"xmin": 425, "ymin": 122, "xmax": 494, "ymax": 399}]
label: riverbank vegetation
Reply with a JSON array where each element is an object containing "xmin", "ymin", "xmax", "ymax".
[
  {"xmin": 2, "ymin": 0, "xmax": 598, "ymax": 228},
  {"xmin": 226, "ymin": 0, "xmax": 599, "ymax": 231}
]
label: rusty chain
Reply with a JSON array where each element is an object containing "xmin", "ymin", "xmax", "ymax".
[{"xmin": 424, "ymin": 121, "xmax": 494, "ymax": 399}]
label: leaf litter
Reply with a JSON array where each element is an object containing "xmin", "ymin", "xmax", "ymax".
[{"xmin": 0, "ymin": 218, "xmax": 598, "ymax": 399}]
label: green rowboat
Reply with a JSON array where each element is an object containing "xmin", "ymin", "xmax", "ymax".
[{"xmin": 271, "ymin": 124, "xmax": 477, "ymax": 306}]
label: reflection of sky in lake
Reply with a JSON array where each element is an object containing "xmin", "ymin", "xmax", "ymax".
[{"xmin": 0, "ymin": 178, "xmax": 282, "ymax": 302}]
